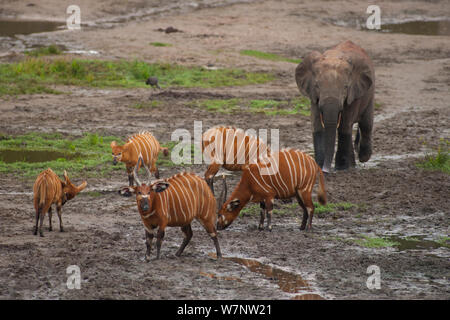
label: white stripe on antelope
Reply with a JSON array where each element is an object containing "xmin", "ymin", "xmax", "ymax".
[{"xmin": 217, "ymin": 148, "xmax": 327, "ymax": 231}]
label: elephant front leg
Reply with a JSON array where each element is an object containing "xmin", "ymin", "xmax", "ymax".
[{"xmin": 335, "ymin": 130, "xmax": 355, "ymax": 170}]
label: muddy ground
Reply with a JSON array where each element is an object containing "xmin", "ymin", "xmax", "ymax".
[{"xmin": 0, "ymin": 0, "xmax": 449, "ymax": 300}]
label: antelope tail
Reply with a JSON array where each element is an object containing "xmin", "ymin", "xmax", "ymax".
[
  {"xmin": 317, "ymin": 166, "xmax": 327, "ymax": 205},
  {"xmin": 38, "ymin": 180, "xmax": 47, "ymax": 208}
]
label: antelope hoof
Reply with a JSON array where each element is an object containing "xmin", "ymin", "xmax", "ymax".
[
  {"xmin": 267, "ymin": 225, "xmax": 273, "ymax": 232},
  {"xmin": 49, "ymin": 227, "xmax": 53, "ymax": 231},
  {"xmin": 145, "ymin": 254, "xmax": 151, "ymax": 262},
  {"xmin": 39, "ymin": 232, "xmax": 44, "ymax": 237},
  {"xmin": 60, "ymin": 227, "xmax": 65, "ymax": 232},
  {"xmin": 258, "ymin": 224, "xmax": 264, "ymax": 231}
]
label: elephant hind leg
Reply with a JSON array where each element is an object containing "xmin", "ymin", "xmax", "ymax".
[{"xmin": 357, "ymin": 101, "xmax": 373, "ymax": 163}]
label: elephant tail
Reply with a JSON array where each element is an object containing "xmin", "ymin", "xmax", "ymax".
[{"xmin": 317, "ymin": 166, "xmax": 327, "ymax": 206}]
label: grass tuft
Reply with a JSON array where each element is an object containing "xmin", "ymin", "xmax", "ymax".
[
  {"xmin": 150, "ymin": 42, "xmax": 172, "ymax": 47},
  {"xmin": 417, "ymin": 139, "xmax": 450, "ymax": 174},
  {"xmin": 240, "ymin": 50, "xmax": 301, "ymax": 64},
  {"xmin": 24, "ymin": 44, "xmax": 63, "ymax": 57}
]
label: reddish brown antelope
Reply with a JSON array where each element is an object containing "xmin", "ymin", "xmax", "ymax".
[
  {"xmin": 120, "ymin": 157, "xmax": 222, "ymax": 260},
  {"xmin": 202, "ymin": 126, "xmax": 270, "ymax": 193},
  {"xmin": 217, "ymin": 148, "xmax": 327, "ymax": 231},
  {"xmin": 111, "ymin": 131, "xmax": 168, "ymax": 186},
  {"xmin": 33, "ymin": 169, "xmax": 87, "ymax": 237}
]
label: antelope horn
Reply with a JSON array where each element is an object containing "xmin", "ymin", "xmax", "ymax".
[
  {"xmin": 218, "ymin": 174, "xmax": 227, "ymax": 209},
  {"xmin": 133, "ymin": 156, "xmax": 145, "ymax": 186}
]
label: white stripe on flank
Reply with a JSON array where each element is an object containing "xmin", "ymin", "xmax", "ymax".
[
  {"xmin": 286, "ymin": 150, "xmax": 298, "ymax": 189},
  {"xmin": 295, "ymin": 151, "xmax": 304, "ymax": 187},
  {"xmin": 248, "ymin": 166, "xmax": 271, "ymax": 194},
  {"xmin": 171, "ymin": 179, "xmax": 190, "ymax": 221},
  {"xmin": 180, "ymin": 175, "xmax": 196, "ymax": 219}
]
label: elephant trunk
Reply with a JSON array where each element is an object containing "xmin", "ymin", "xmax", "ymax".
[{"xmin": 319, "ymin": 98, "xmax": 341, "ymax": 173}]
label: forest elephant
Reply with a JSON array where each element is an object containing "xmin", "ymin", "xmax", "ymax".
[{"xmin": 295, "ymin": 40, "xmax": 375, "ymax": 173}]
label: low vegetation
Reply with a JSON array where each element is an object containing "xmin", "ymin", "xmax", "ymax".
[
  {"xmin": 240, "ymin": 49, "xmax": 302, "ymax": 64},
  {"xmin": 149, "ymin": 42, "xmax": 172, "ymax": 47},
  {"xmin": 0, "ymin": 58, "xmax": 274, "ymax": 96},
  {"xmin": 417, "ymin": 138, "xmax": 450, "ymax": 174},
  {"xmin": 353, "ymin": 236, "xmax": 399, "ymax": 248},
  {"xmin": 191, "ymin": 97, "xmax": 310, "ymax": 116},
  {"xmin": 24, "ymin": 44, "xmax": 63, "ymax": 57}
]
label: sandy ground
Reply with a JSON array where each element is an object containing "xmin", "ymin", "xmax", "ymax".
[{"xmin": 0, "ymin": 0, "xmax": 449, "ymax": 300}]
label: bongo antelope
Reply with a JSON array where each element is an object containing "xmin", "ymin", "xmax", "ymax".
[
  {"xmin": 202, "ymin": 126, "xmax": 270, "ymax": 193},
  {"xmin": 33, "ymin": 169, "xmax": 87, "ymax": 237},
  {"xmin": 120, "ymin": 157, "xmax": 222, "ymax": 260},
  {"xmin": 217, "ymin": 148, "xmax": 326, "ymax": 231},
  {"xmin": 111, "ymin": 131, "xmax": 168, "ymax": 186}
]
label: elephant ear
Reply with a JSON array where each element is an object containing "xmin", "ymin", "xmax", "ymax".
[
  {"xmin": 295, "ymin": 51, "xmax": 321, "ymax": 101},
  {"xmin": 347, "ymin": 55, "xmax": 373, "ymax": 106}
]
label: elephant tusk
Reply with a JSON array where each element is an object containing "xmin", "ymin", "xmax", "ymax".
[
  {"xmin": 319, "ymin": 112, "xmax": 325, "ymax": 129},
  {"xmin": 337, "ymin": 112, "xmax": 342, "ymax": 129}
]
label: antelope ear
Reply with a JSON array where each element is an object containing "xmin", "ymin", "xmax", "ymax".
[
  {"xmin": 227, "ymin": 199, "xmax": 240, "ymax": 211},
  {"xmin": 76, "ymin": 181, "xmax": 87, "ymax": 193},
  {"xmin": 152, "ymin": 181, "xmax": 170, "ymax": 193},
  {"xmin": 119, "ymin": 186, "xmax": 135, "ymax": 197},
  {"xmin": 110, "ymin": 141, "xmax": 117, "ymax": 148},
  {"xmin": 63, "ymin": 170, "xmax": 70, "ymax": 183}
]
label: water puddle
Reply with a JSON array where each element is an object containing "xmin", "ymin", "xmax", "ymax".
[
  {"xmin": 386, "ymin": 235, "xmax": 448, "ymax": 251},
  {"xmin": 0, "ymin": 19, "xmax": 64, "ymax": 37},
  {"xmin": 210, "ymin": 253, "xmax": 325, "ymax": 299},
  {"xmin": 0, "ymin": 149, "xmax": 80, "ymax": 163},
  {"xmin": 382, "ymin": 20, "xmax": 450, "ymax": 36}
]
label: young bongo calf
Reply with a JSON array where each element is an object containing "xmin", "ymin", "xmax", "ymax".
[
  {"xmin": 217, "ymin": 149, "xmax": 326, "ymax": 231},
  {"xmin": 111, "ymin": 131, "xmax": 169, "ymax": 186},
  {"xmin": 120, "ymin": 157, "xmax": 221, "ymax": 260},
  {"xmin": 33, "ymin": 169, "xmax": 87, "ymax": 237}
]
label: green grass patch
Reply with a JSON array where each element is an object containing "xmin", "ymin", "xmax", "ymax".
[
  {"xmin": 191, "ymin": 98, "xmax": 241, "ymax": 114},
  {"xmin": 0, "ymin": 58, "xmax": 274, "ymax": 96},
  {"xmin": 416, "ymin": 139, "xmax": 450, "ymax": 174},
  {"xmin": 314, "ymin": 202, "xmax": 356, "ymax": 214},
  {"xmin": 0, "ymin": 132, "xmax": 124, "ymax": 178},
  {"xmin": 150, "ymin": 42, "xmax": 172, "ymax": 47},
  {"xmin": 354, "ymin": 236, "xmax": 399, "ymax": 248},
  {"xmin": 24, "ymin": 44, "xmax": 63, "ymax": 57},
  {"xmin": 191, "ymin": 96, "xmax": 310, "ymax": 116},
  {"xmin": 240, "ymin": 49, "xmax": 301, "ymax": 64}
]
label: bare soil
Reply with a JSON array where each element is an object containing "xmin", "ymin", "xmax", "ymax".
[{"xmin": 0, "ymin": 0, "xmax": 449, "ymax": 300}]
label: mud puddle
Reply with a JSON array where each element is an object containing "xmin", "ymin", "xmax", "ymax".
[
  {"xmin": 387, "ymin": 235, "xmax": 448, "ymax": 251},
  {"xmin": 0, "ymin": 19, "xmax": 64, "ymax": 37},
  {"xmin": 0, "ymin": 149, "xmax": 80, "ymax": 163},
  {"xmin": 382, "ymin": 20, "xmax": 450, "ymax": 36},
  {"xmin": 210, "ymin": 253, "xmax": 324, "ymax": 299}
]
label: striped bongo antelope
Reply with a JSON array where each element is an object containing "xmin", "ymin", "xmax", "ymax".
[
  {"xmin": 33, "ymin": 169, "xmax": 87, "ymax": 237},
  {"xmin": 202, "ymin": 126, "xmax": 270, "ymax": 193},
  {"xmin": 217, "ymin": 148, "xmax": 326, "ymax": 231},
  {"xmin": 120, "ymin": 157, "xmax": 222, "ymax": 260},
  {"xmin": 110, "ymin": 131, "xmax": 168, "ymax": 186}
]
